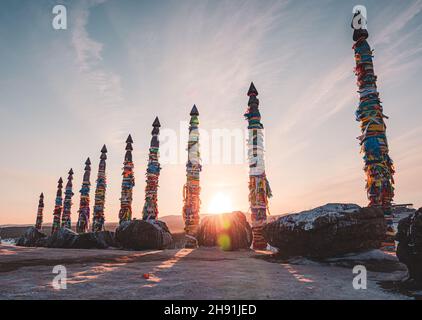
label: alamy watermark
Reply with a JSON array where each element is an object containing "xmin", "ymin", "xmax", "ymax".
[
  {"xmin": 352, "ymin": 265, "xmax": 367, "ymax": 290},
  {"xmin": 352, "ymin": 5, "xmax": 368, "ymax": 30},
  {"xmin": 52, "ymin": 5, "xmax": 67, "ymax": 30},
  {"xmin": 159, "ymin": 121, "xmax": 267, "ymax": 172},
  {"xmin": 52, "ymin": 265, "xmax": 67, "ymax": 290}
]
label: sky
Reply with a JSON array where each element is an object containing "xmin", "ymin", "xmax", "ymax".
[{"xmin": 0, "ymin": 0, "xmax": 421, "ymax": 225}]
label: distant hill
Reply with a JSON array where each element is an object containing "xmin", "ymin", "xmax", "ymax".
[{"xmin": 0, "ymin": 212, "xmax": 285, "ymax": 240}]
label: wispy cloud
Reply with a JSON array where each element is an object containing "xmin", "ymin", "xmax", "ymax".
[
  {"xmin": 1, "ymin": 0, "xmax": 421, "ymax": 224},
  {"xmin": 70, "ymin": 0, "xmax": 127, "ymax": 144},
  {"xmin": 375, "ymin": 0, "xmax": 422, "ymax": 45},
  {"xmin": 122, "ymin": 0, "xmax": 292, "ymax": 126},
  {"xmin": 72, "ymin": 0, "xmax": 106, "ymax": 71},
  {"xmin": 278, "ymin": 0, "xmax": 422, "ymax": 136}
]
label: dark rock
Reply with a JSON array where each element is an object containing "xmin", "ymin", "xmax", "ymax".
[
  {"xmin": 322, "ymin": 249, "xmax": 406, "ymax": 273},
  {"xmin": 73, "ymin": 231, "xmax": 117, "ymax": 249},
  {"xmin": 396, "ymin": 208, "xmax": 422, "ymax": 284},
  {"xmin": 197, "ymin": 211, "xmax": 252, "ymax": 251},
  {"xmin": 36, "ymin": 236, "xmax": 49, "ymax": 247},
  {"xmin": 263, "ymin": 203, "xmax": 386, "ymax": 258},
  {"xmin": 115, "ymin": 219, "xmax": 173, "ymax": 250},
  {"xmin": 46, "ymin": 227, "xmax": 78, "ymax": 248},
  {"xmin": 16, "ymin": 227, "xmax": 47, "ymax": 247},
  {"xmin": 18, "ymin": 227, "xmax": 118, "ymax": 249}
]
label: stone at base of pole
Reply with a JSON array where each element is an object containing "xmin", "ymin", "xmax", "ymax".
[
  {"xmin": 252, "ymin": 225, "xmax": 267, "ymax": 250},
  {"xmin": 185, "ymin": 236, "xmax": 198, "ymax": 248},
  {"xmin": 184, "ymin": 225, "xmax": 199, "ymax": 248},
  {"xmin": 381, "ymin": 207, "xmax": 396, "ymax": 252}
]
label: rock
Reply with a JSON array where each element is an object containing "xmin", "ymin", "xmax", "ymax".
[
  {"xmin": 396, "ymin": 208, "xmax": 422, "ymax": 284},
  {"xmin": 322, "ymin": 249, "xmax": 406, "ymax": 273},
  {"xmin": 73, "ymin": 231, "xmax": 117, "ymax": 249},
  {"xmin": 16, "ymin": 227, "xmax": 118, "ymax": 249},
  {"xmin": 197, "ymin": 211, "xmax": 252, "ymax": 251},
  {"xmin": 263, "ymin": 203, "xmax": 386, "ymax": 258},
  {"xmin": 115, "ymin": 219, "xmax": 173, "ymax": 250},
  {"xmin": 46, "ymin": 227, "xmax": 78, "ymax": 248},
  {"xmin": 16, "ymin": 227, "xmax": 47, "ymax": 247}
]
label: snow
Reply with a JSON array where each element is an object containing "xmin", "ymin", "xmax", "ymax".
[
  {"xmin": 324, "ymin": 249, "xmax": 397, "ymax": 262},
  {"xmin": 0, "ymin": 244, "xmax": 409, "ymax": 300},
  {"xmin": 277, "ymin": 203, "xmax": 361, "ymax": 231},
  {"xmin": 0, "ymin": 238, "xmax": 16, "ymax": 246}
]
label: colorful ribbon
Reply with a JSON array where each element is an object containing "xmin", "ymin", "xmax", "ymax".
[
  {"xmin": 76, "ymin": 158, "xmax": 91, "ymax": 233},
  {"xmin": 183, "ymin": 105, "xmax": 201, "ymax": 247},
  {"xmin": 352, "ymin": 22, "xmax": 395, "ymax": 247},
  {"xmin": 35, "ymin": 192, "xmax": 44, "ymax": 230},
  {"xmin": 119, "ymin": 135, "xmax": 135, "ymax": 223},
  {"xmin": 51, "ymin": 177, "xmax": 63, "ymax": 234},
  {"xmin": 143, "ymin": 117, "xmax": 161, "ymax": 220},
  {"xmin": 61, "ymin": 168, "xmax": 74, "ymax": 229},
  {"xmin": 244, "ymin": 82, "xmax": 272, "ymax": 250},
  {"xmin": 92, "ymin": 145, "xmax": 107, "ymax": 232}
]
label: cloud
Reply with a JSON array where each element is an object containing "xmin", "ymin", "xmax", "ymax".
[
  {"xmin": 125, "ymin": 0, "xmax": 292, "ymax": 124},
  {"xmin": 69, "ymin": 0, "xmax": 127, "ymax": 144},
  {"xmin": 71, "ymin": 0, "xmax": 106, "ymax": 71},
  {"xmin": 375, "ymin": 0, "xmax": 422, "ymax": 45},
  {"xmin": 278, "ymin": 0, "xmax": 422, "ymax": 136}
]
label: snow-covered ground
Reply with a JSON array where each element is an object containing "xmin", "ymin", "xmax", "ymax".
[
  {"xmin": 0, "ymin": 244, "xmax": 412, "ymax": 300},
  {"xmin": 0, "ymin": 238, "xmax": 16, "ymax": 246},
  {"xmin": 273, "ymin": 203, "xmax": 361, "ymax": 230}
]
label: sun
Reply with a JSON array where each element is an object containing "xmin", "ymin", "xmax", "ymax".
[{"xmin": 207, "ymin": 192, "xmax": 234, "ymax": 214}]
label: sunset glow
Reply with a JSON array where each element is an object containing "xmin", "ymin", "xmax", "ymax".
[
  {"xmin": 208, "ymin": 192, "xmax": 234, "ymax": 214},
  {"xmin": 0, "ymin": 0, "xmax": 421, "ymax": 226}
]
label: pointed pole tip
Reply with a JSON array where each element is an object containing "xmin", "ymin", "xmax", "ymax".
[
  {"xmin": 247, "ymin": 82, "xmax": 258, "ymax": 96},
  {"xmin": 126, "ymin": 134, "xmax": 133, "ymax": 143},
  {"xmin": 152, "ymin": 116, "xmax": 161, "ymax": 127},
  {"xmin": 190, "ymin": 104, "xmax": 199, "ymax": 116}
]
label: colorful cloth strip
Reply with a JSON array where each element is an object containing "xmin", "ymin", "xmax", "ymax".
[
  {"xmin": 35, "ymin": 192, "xmax": 44, "ymax": 230},
  {"xmin": 244, "ymin": 83, "xmax": 272, "ymax": 250},
  {"xmin": 183, "ymin": 105, "xmax": 201, "ymax": 247},
  {"xmin": 76, "ymin": 158, "xmax": 91, "ymax": 233},
  {"xmin": 353, "ymin": 33, "xmax": 395, "ymax": 219},
  {"xmin": 119, "ymin": 135, "xmax": 135, "ymax": 224},
  {"xmin": 51, "ymin": 178, "xmax": 63, "ymax": 234},
  {"xmin": 143, "ymin": 117, "xmax": 161, "ymax": 220},
  {"xmin": 92, "ymin": 145, "xmax": 107, "ymax": 232},
  {"xmin": 61, "ymin": 169, "xmax": 74, "ymax": 229}
]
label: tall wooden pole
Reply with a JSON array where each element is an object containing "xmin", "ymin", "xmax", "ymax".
[
  {"xmin": 76, "ymin": 158, "xmax": 91, "ymax": 233},
  {"xmin": 352, "ymin": 11, "xmax": 395, "ymax": 248},
  {"xmin": 183, "ymin": 105, "xmax": 201, "ymax": 248},
  {"xmin": 92, "ymin": 145, "xmax": 108, "ymax": 232},
  {"xmin": 244, "ymin": 82, "xmax": 272, "ymax": 250},
  {"xmin": 119, "ymin": 135, "xmax": 135, "ymax": 223},
  {"xmin": 35, "ymin": 192, "xmax": 44, "ymax": 230},
  {"xmin": 142, "ymin": 117, "xmax": 161, "ymax": 220},
  {"xmin": 51, "ymin": 177, "xmax": 63, "ymax": 234},
  {"xmin": 61, "ymin": 168, "xmax": 74, "ymax": 229}
]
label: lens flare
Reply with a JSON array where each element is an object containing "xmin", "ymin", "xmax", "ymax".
[{"xmin": 217, "ymin": 234, "xmax": 231, "ymax": 251}]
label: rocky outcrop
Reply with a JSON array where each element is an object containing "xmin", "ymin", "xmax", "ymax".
[
  {"xmin": 73, "ymin": 231, "xmax": 117, "ymax": 249},
  {"xmin": 396, "ymin": 208, "xmax": 422, "ymax": 283},
  {"xmin": 16, "ymin": 227, "xmax": 47, "ymax": 247},
  {"xmin": 45, "ymin": 228, "xmax": 79, "ymax": 248},
  {"xmin": 197, "ymin": 211, "xmax": 252, "ymax": 251},
  {"xmin": 263, "ymin": 204, "xmax": 386, "ymax": 258},
  {"xmin": 17, "ymin": 227, "xmax": 118, "ymax": 249},
  {"xmin": 115, "ymin": 219, "xmax": 173, "ymax": 250}
]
